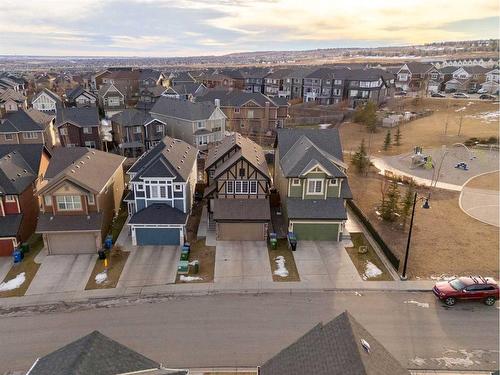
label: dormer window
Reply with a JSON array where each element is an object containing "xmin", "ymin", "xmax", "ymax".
[
  {"xmin": 292, "ymin": 178, "xmax": 300, "ymax": 186},
  {"xmin": 197, "ymin": 122, "xmax": 205, "ymax": 129},
  {"xmin": 307, "ymin": 179, "xmax": 323, "ymax": 194}
]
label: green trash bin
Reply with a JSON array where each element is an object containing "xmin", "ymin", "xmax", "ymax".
[
  {"xmin": 178, "ymin": 260, "xmax": 189, "ymax": 274},
  {"xmin": 20, "ymin": 243, "xmax": 30, "ymax": 254},
  {"xmin": 191, "ymin": 260, "xmax": 199, "ymax": 274},
  {"xmin": 180, "ymin": 252, "xmax": 189, "ymax": 261}
]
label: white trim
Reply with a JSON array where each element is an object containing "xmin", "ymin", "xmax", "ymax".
[
  {"xmin": 307, "ymin": 179, "xmax": 324, "ymax": 195},
  {"xmin": 291, "ymin": 178, "xmax": 301, "ymax": 186}
]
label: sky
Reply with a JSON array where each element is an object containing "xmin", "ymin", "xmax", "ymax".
[{"xmin": 0, "ymin": 0, "xmax": 498, "ymax": 57}]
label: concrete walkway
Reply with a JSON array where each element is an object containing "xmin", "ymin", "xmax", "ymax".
[{"xmin": 0, "ymin": 257, "xmax": 12, "ymax": 283}]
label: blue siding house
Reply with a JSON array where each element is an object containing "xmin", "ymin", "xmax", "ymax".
[{"xmin": 125, "ymin": 136, "xmax": 198, "ymax": 246}]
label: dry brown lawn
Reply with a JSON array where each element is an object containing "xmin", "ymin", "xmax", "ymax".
[
  {"xmin": 339, "ymin": 98, "xmax": 499, "ymax": 155},
  {"xmin": 268, "ymin": 239, "xmax": 300, "ymax": 282},
  {"xmin": 175, "ymin": 239, "xmax": 215, "ymax": 283},
  {"xmin": 348, "ymin": 169, "xmax": 499, "ymax": 279},
  {"xmin": 465, "ymin": 171, "xmax": 499, "ymax": 191},
  {"xmin": 85, "ymin": 248, "xmax": 129, "ymax": 290},
  {"xmin": 345, "ymin": 233, "xmax": 392, "ymax": 281}
]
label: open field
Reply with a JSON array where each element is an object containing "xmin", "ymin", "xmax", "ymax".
[
  {"xmin": 339, "ymin": 98, "xmax": 499, "ymax": 155},
  {"xmin": 348, "ymin": 168, "xmax": 499, "ymax": 279}
]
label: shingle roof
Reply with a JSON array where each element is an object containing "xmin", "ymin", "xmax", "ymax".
[
  {"xmin": 0, "ymin": 109, "xmax": 44, "ymax": 133},
  {"xmin": 151, "ymin": 97, "xmax": 217, "ymax": 121},
  {"xmin": 98, "ymin": 83, "xmax": 125, "ymax": 98},
  {"xmin": 36, "ymin": 212, "xmax": 103, "ymax": 232},
  {"xmin": 0, "ymin": 88, "xmax": 25, "ymax": 103},
  {"xmin": 260, "ymin": 311, "xmax": 410, "ymax": 375},
  {"xmin": 0, "ymin": 144, "xmax": 45, "ymax": 195},
  {"xmin": 439, "ymin": 66, "xmax": 460, "ymax": 74},
  {"xmin": 171, "ymin": 71, "xmax": 196, "ymax": 83},
  {"xmin": 111, "ymin": 108, "xmax": 157, "ymax": 127},
  {"xmin": 286, "ymin": 197, "xmax": 347, "ymax": 220},
  {"xmin": 0, "ymin": 214, "xmax": 22, "ymax": 237},
  {"xmin": 167, "ymin": 82, "xmax": 205, "ymax": 97},
  {"xmin": 56, "ymin": 107, "xmax": 99, "ymax": 128},
  {"xmin": 461, "ymin": 65, "xmax": 490, "ymax": 75},
  {"xmin": 65, "ymin": 86, "xmax": 96, "ymax": 102},
  {"xmin": 401, "ymin": 62, "xmax": 435, "ymax": 74},
  {"xmin": 32, "ymin": 88, "xmax": 62, "ymax": 105},
  {"xmin": 213, "ymin": 198, "xmax": 270, "ymax": 221},
  {"xmin": 305, "ymin": 67, "xmax": 335, "ymax": 80},
  {"xmin": 26, "ymin": 108, "xmax": 55, "ymax": 130},
  {"xmin": 128, "ymin": 136, "xmax": 197, "ymax": 183},
  {"xmin": 197, "ymin": 90, "xmax": 288, "ymax": 108},
  {"xmin": 27, "ymin": 330, "xmax": 160, "ymax": 375},
  {"xmin": 129, "ymin": 203, "xmax": 187, "ymax": 225}
]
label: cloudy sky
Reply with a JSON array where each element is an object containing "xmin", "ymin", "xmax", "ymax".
[{"xmin": 0, "ymin": 0, "xmax": 498, "ymax": 57}]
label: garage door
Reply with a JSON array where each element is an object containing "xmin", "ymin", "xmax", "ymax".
[
  {"xmin": 0, "ymin": 238, "xmax": 15, "ymax": 257},
  {"xmin": 136, "ymin": 228, "xmax": 181, "ymax": 246},
  {"xmin": 292, "ymin": 223, "xmax": 339, "ymax": 241},
  {"xmin": 47, "ymin": 233, "xmax": 98, "ymax": 255},
  {"xmin": 217, "ymin": 222, "xmax": 266, "ymax": 241}
]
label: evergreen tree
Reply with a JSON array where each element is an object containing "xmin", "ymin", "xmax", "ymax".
[
  {"xmin": 400, "ymin": 180, "xmax": 416, "ymax": 230},
  {"xmin": 353, "ymin": 102, "xmax": 378, "ymax": 133},
  {"xmin": 351, "ymin": 138, "xmax": 369, "ymax": 174},
  {"xmin": 380, "ymin": 180, "xmax": 400, "ymax": 221},
  {"xmin": 383, "ymin": 130, "xmax": 391, "ymax": 151},
  {"xmin": 393, "ymin": 126, "xmax": 402, "ymax": 146}
]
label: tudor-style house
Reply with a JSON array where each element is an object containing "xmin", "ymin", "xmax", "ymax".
[
  {"xmin": 56, "ymin": 107, "xmax": 101, "ymax": 149},
  {"xmin": 0, "ymin": 109, "xmax": 45, "ymax": 146},
  {"xmin": 395, "ymin": 62, "xmax": 436, "ymax": 92},
  {"xmin": 65, "ymin": 86, "xmax": 97, "ymax": 107},
  {"xmin": 0, "ymin": 144, "xmax": 51, "ymax": 256},
  {"xmin": 273, "ymin": 128, "xmax": 352, "ymax": 241},
  {"xmin": 110, "ymin": 109, "xmax": 167, "ymax": 157},
  {"xmin": 98, "ymin": 83, "xmax": 126, "ymax": 118},
  {"xmin": 204, "ymin": 133, "xmax": 271, "ymax": 241},
  {"xmin": 150, "ymin": 97, "xmax": 226, "ymax": 150},
  {"xmin": 31, "ymin": 88, "xmax": 62, "ymax": 113},
  {"xmin": 125, "ymin": 136, "xmax": 198, "ymax": 246},
  {"xmin": 36, "ymin": 147, "xmax": 125, "ymax": 255}
]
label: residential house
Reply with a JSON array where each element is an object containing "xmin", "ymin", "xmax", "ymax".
[
  {"xmin": 0, "ymin": 109, "xmax": 45, "ymax": 146},
  {"xmin": 433, "ymin": 56, "xmax": 499, "ymax": 69},
  {"xmin": 264, "ymin": 69, "xmax": 295, "ymax": 98},
  {"xmin": 31, "ymin": 88, "xmax": 62, "ymax": 113},
  {"xmin": 198, "ymin": 69, "xmax": 245, "ymax": 90},
  {"xmin": 259, "ymin": 311, "xmax": 409, "ymax": 375},
  {"xmin": 98, "ymin": 83, "xmax": 126, "ymax": 118},
  {"xmin": 162, "ymin": 82, "xmax": 207, "ymax": 100},
  {"xmin": 25, "ymin": 330, "xmax": 188, "ymax": 375},
  {"xmin": 126, "ymin": 136, "xmax": 198, "ymax": 246},
  {"xmin": 330, "ymin": 67, "xmax": 355, "ymax": 105},
  {"xmin": 65, "ymin": 86, "xmax": 97, "ymax": 107},
  {"xmin": 395, "ymin": 62, "xmax": 435, "ymax": 92},
  {"xmin": 242, "ymin": 67, "xmax": 270, "ymax": 94},
  {"xmin": 137, "ymin": 85, "xmax": 168, "ymax": 110},
  {"xmin": 448, "ymin": 66, "xmax": 489, "ymax": 91},
  {"xmin": 204, "ymin": 133, "xmax": 271, "ymax": 241},
  {"xmin": 197, "ymin": 90, "xmax": 289, "ymax": 135},
  {"xmin": 438, "ymin": 66, "xmax": 460, "ymax": 91},
  {"xmin": 283, "ymin": 67, "xmax": 314, "ymax": 100},
  {"xmin": 481, "ymin": 68, "xmax": 500, "ymax": 93},
  {"xmin": 138, "ymin": 69, "xmax": 166, "ymax": 88},
  {"xmin": 110, "ymin": 109, "xmax": 167, "ymax": 157},
  {"xmin": 0, "ymin": 144, "xmax": 50, "ymax": 256},
  {"xmin": 273, "ymin": 128, "xmax": 352, "ymax": 241},
  {"xmin": 26, "ymin": 108, "xmax": 59, "ymax": 148},
  {"xmin": 150, "ymin": 97, "xmax": 226, "ymax": 150},
  {"xmin": 0, "ymin": 73, "xmax": 27, "ymax": 95},
  {"xmin": 36, "ymin": 147, "xmax": 125, "ymax": 255},
  {"xmin": 56, "ymin": 107, "xmax": 101, "ymax": 149},
  {"xmin": 346, "ymin": 68, "xmax": 394, "ymax": 108},
  {"xmin": 303, "ymin": 67, "xmax": 335, "ymax": 103},
  {"xmin": 485, "ymin": 68, "xmax": 500, "ymax": 83},
  {"xmin": 99, "ymin": 69, "xmax": 142, "ymax": 101},
  {"xmin": 0, "ymin": 88, "xmax": 27, "ymax": 113},
  {"xmin": 169, "ymin": 71, "xmax": 196, "ymax": 85}
]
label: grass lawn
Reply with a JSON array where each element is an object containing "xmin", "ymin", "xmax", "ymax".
[
  {"xmin": 176, "ymin": 239, "xmax": 215, "ymax": 283},
  {"xmin": 345, "ymin": 233, "xmax": 392, "ymax": 281},
  {"xmin": 0, "ymin": 234, "xmax": 44, "ymax": 298},
  {"xmin": 268, "ymin": 239, "xmax": 300, "ymax": 282},
  {"xmin": 111, "ymin": 204, "xmax": 128, "ymax": 242},
  {"xmin": 85, "ymin": 247, "xmax": 129, "ymax": 290}
]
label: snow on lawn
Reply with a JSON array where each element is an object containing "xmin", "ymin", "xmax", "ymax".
[
  {"xmin": 273, "ymin": 255, "xmax": 289, "ymax": 277},
  {"xmin": 404, "ymin": 300, "xmax": 430, "ymax": 308},
  {"xmin": 455, "ymin": 107, "xmax": 467, "ymax": 112},
  {"xmin": 467, "ymin": 110, "xmax": 500, "ymax": 123},
  {"xmin": 95, "ymin": 271, "xmax": 108, "ymax": 284},
  {"xmin": 362, "ymin": 261, "xmax": 382, "ymax": 280},
  {"xmin": 0, "ymin": 272, "xmax": 26, "ymax": 292},
  {"xmin": 180, "ymin": 275, "xmax": 203, "ymax": 282},
  {"xmin": 430, "ymin": 274, "xmax": 457, "ymax": 281}
]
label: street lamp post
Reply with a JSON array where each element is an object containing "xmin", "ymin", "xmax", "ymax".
[{"xmin": 400, "ymin": 192, "xmax": 430, "ymax": 280}]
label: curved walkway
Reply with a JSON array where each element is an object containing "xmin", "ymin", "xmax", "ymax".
[{"xmin": 459, "ymin": 171, "xmax": 500, "ymax": 227}]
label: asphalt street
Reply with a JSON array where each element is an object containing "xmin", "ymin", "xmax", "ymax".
[{"xmin": 0, "ymin": 291, "xmax": 498, "ymax": 373}]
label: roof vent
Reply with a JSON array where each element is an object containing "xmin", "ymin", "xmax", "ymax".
[
  {"xmin": 91, "ymin": 151, "xmax": 95, "ymax": 155},
  {"xmin": 76, "ymin": 165, "xmax": 80, "ymax": 169},
  {"xmin": 181, "ymin": 160, "xmax": 184, "ymax": 163},
  {"xmin": 80, "ymin": 161, "xmax": 84, "ymax": 164},
  {"xmin": 16, "ymin": 173, "xmax": 21, "ymax": 177},
  {"xmin": 361, "ymin": 339, "xmax": 371, "ymax": 353},
  {"xmin": 177, "ymin": 166, "xmax": 181, "ymax": 169},
  {"xmin": 86, "ymin": 156, "xmax": 91, "ymax": 159},
  {"xmin": 71, "ymin": 169, "xmax": 75, "ymax": 173},
  {"xmin": 23, "ymin": 169, "xmax": 27, "ymax": 173}
]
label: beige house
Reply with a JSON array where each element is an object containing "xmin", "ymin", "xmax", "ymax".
[
  {"xmin": 36, "ymin": 147, "xmax": 126, "ymax": 254},
  {"xmin": 0, "ymin": 109, "xmax": 45, "ymax": 146}
]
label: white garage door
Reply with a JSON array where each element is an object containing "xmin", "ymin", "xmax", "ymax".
[{"xmin": 47, "ymin": 232, "xmax": 98, "ymax": 255}]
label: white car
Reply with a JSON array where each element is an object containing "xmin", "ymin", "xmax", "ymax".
[
  {"xmin": 477, "ymin": 88, "xmax": 488, "ymax": 94},
  {"xmin": 453, "ymin": 92, "xmax": 469, "ymax": 99}
]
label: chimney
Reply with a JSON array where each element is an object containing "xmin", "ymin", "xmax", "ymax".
[{"xmin": 214, "ymin": 98, "xmax": 220, "ymax": 108}]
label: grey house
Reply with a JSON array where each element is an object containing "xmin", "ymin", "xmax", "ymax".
[
  {"xmin": 303, "ymin": 67, "xmax": 335, "ymax": 104},
  {"xmin": 150, "ymin": 97, "xmax": 226, "ymax": 150},
  {"xmin": 126, "ymin": 136, "xmax": 198, "ymax": 246}
]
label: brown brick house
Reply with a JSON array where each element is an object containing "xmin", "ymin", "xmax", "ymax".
[
  {"xmin": 36, "ymin": 147, "xmax": 125, "ymax": 255},
  {"xmin": 0, "ymin": 144, "xmax": 51, "ymax": 256},
  {"xmin": 56, "ymin": 107, "xmax": 101, "ymax": 149}
]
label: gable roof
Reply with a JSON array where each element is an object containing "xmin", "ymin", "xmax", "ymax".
[
  {"xmin": 39, "ymin": 147, "xmax": 125, "ymax": 194},
  {"xmin": 111, "ymin": 108, "xmax": 160, "ymax": 127},
  {"xmin": 165, "ymin": 82, "xmax": 205, "ymax": 97},
  {"xmin": 56, "ymin": 107, "xmax": 99, "ymax": 128},
  {"xmin": 305, "ymin": 67, "xmax": 335, "ymax": 80},
  {"xmin": 129, "ymin": 135, "xmax": 197, "ymax": 182},
  {"xmin": 65, "ymin": 86, "xmax": 96, "ymax": 102},
  {"xmin": 439, "ymin": 66, "xmax": 460, "ymax": 74},
  {"xmin": 197, "ymin": 90, "xmax": 288, "ymax": 108},
  {"xmin": 0, "ymin": 109, "xmax": 44, "ymax": 133},
  {"xmin": 400, "ymin": 62, "xmax": 435, "ymax": 74},
  {"xmin": 0, "ymin": 145, "xmax": 40, "ymax": 195},
  {"xmin": 151, "ymin": 97, "xmax": 218, "ymax": 121},
  {"xmin": 260, "ymin": 311, "xmax": 409, "ymax": 375},
  {"xmin": 32, "ymin": 88, "xmax": 62, "ymax": 104},
  {"xmin": 461, "ymin": 65, "xmax": 490, "ymax": 75},
  {"xmin": 98, "ymin": 82, "xmax": 125, "ymax": 98},
  {"xmin": 0, "ymin": 88, "xmax": 26, "ymax": 103},
  {"xmin": 25, "ymin": 108, "xmax": 55, "ymax": 131},
  {"xmin": 26, "ymin": 330, "xmax": 161, "ymax": 375}
]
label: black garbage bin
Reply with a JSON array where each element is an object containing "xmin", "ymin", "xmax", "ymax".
[
  {"xmin": 288, "ymin": 232, "xmax": 297, "ymax": 251},
  {"xmin": 98, "ymin": 250, "xmax": 106, "ymax": 260}
]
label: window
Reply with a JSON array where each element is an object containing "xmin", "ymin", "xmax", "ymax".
[
  {"xmin": 329, "ymin": 179, "xmax": 338, "ymax": 186},
  {"xmin": 234, "ymin": 108, "xmax": 240, "ymax": 113},
  {"xmin": 85, "ymin": 141, "xmax": 96, "ymax": 148},
  {"xmin": 5, "ymin": 195, "xmax": 16, "ymax": 202},
  {"xmin": 56, "ymin": 195, "xmax": 82, "ymax": 211},
  {"xmin": 150, "ymin": 185, "xmax": 159, "ymax": 198},
  {"xmin": 134, "ymin": 126, "xmax": 142, "ymax": 134},
  {"xmin": 83, "ymin": 127, "xmax": 92, "ymax": 134},
  {"xmin": 137, "ymin": 183, "xmax": 144, "ymax": 191},
  {"xmin": 60, "ymin": 128, "xmax": 68, "ymax": 136},
  {"xmin": 197, "ymin": 121, "xmax": 205, "ymax": 129},
  {"xmin": 23, "ymin": 132, "xmax": 38, "ymax": 139},
  {"xmin": 107, "ymin": 97, "xmax": 120, "ymax": 106},
  {"xmin": 360, "ymin": 81, "xmax": 370, "ymax": 88},
  {"xmin": 226, "ymin": 181, "xmax": 234, "ymax": 194},
  {"xmin": 87, "ymin": 194, "xmax": 95, "ymax": 205},
  {"xmin": 250, "ymin": 181, "xmax": 257, "ymax": 194},
  {"xmin": 209, "ymin": 170, "xmax": 214, "ymax": 178},
  {"xmin": 159, "ymin": 186, "xmax": 167, "ymax": 198},
  {"xmin": 333, "ymin": 89, "xmax": 341, "ymax": 96},
  {"xmin": 307, "ymin": 179, "xmax": 323, "ymax": 194},
  {"xmin": 174, "ymin": 184, "xmax": 182, "ymax": 192},
  {"xmin": 349, "ymin": 90, "xmax": 358, "ymax": 97},
  {"xmin": 156, "ymin": 124, "xmax": 163, "ymax": 133},
  {"xmin": 292, "ymin": 178, "xmax": 300, "ymax": 186},
  {"xmin": 4, "ymin": 134, "xmax": 13, "ymax": 141},
  {"xmin": 44, "ymin": 195, "xmax": 52, "ymax": 206},
  {"xmin": 247, "ymin": 110, "xmax": 254, "ymax": 119},
  {"xmin": 334, "ymin": 79, "xmax": 342, "ymax": 85}
]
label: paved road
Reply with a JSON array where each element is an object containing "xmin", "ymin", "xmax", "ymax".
[{"xmin": 0, "ymin": 292, "xmax": 497, "ymax": 373}]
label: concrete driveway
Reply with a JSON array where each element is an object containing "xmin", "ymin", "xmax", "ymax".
[
  {"xmin": 0, "ymin": 257, "xmax": 12, "ymax": 282},
  {"xmin": 293, "ymin": 241, "xmax": 361, "ymax": 285},
  {"xmin": 117, "ymin": 245, "xmax": 180, "ymax": 288},
  {"xmin": 214, "ymin": 241, "xmax": 272, "ymax": 283},
  {"xmin": 26, "ymin": 253, "xmax": 97, "ymax": 296}
]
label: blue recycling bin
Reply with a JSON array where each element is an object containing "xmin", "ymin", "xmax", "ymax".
[
  {"xmin": 104, "ymin": 234, "xmax": 113, "ymax": 250},
  {"xmin": 287, "ymin": 232, "xmax": 297, "ymax": 251},
  {"xmin": 13, "ymin": 249, "xmax": 22, "ymax": 263}
]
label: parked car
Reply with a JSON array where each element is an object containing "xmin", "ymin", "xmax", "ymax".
[
  {"xmin": 395, "ymin": 90, "xmax": 407, "ymax": 96},
  {"xmin": 453, "ymin": 92, "xmax": 469, "ymax": 99},
  {"xmin": 431, "ymin": 92, "xmax": 446, "ymax": 98},
  {"xmin": 477, "ymin": 88, "xmax": 488, "ymax": 94},
  {"xmin": 467, "ymin": 88, "xmax": 478, "ymax": 94},
  {"xmin": 479, "ymin": 94, "xmax": 496, "ymax": 100},
  {"xmin": 433, "ymin": 276, "xmax": 499, "ymax": 306}
]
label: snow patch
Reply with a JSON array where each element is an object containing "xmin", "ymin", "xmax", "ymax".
[
  {"xmin": 95, "ymin": 271, "xmax": 107, "ymax": 284},
  {"xmin": 180, "ymin": 275, "xmax": 202, "ymax": 282},
  {"xmin": 404, "ymin": 300, "xmax": 429, "ymax": 308},
  {"xmin": 354, "ymin": 291, "xmax": 363, "ymax": 297},
  {"xmin": 362, "ymin": 261, "xmax": 382, "ymax": 280},
  {"xmin": 455, "ymin": 107, "xmax": 467, "ymax": 112},
  {"xmin": 273, "ymin": 256, "xmax": 289, "ymax": 277},
  {"xmin": 430, "ymin": 274, "xmax": 457, "ymax": 281},
  {"xmin": 467, "ymin": 110, "xmax": 500, "ymax": 123},
  {"xmin": 411, "ymin": 357, "xmax": 427, "ymax": 367},
  {"xmin": 0, "ymin": 272, "xmax": 26, "ymax": 292}
]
